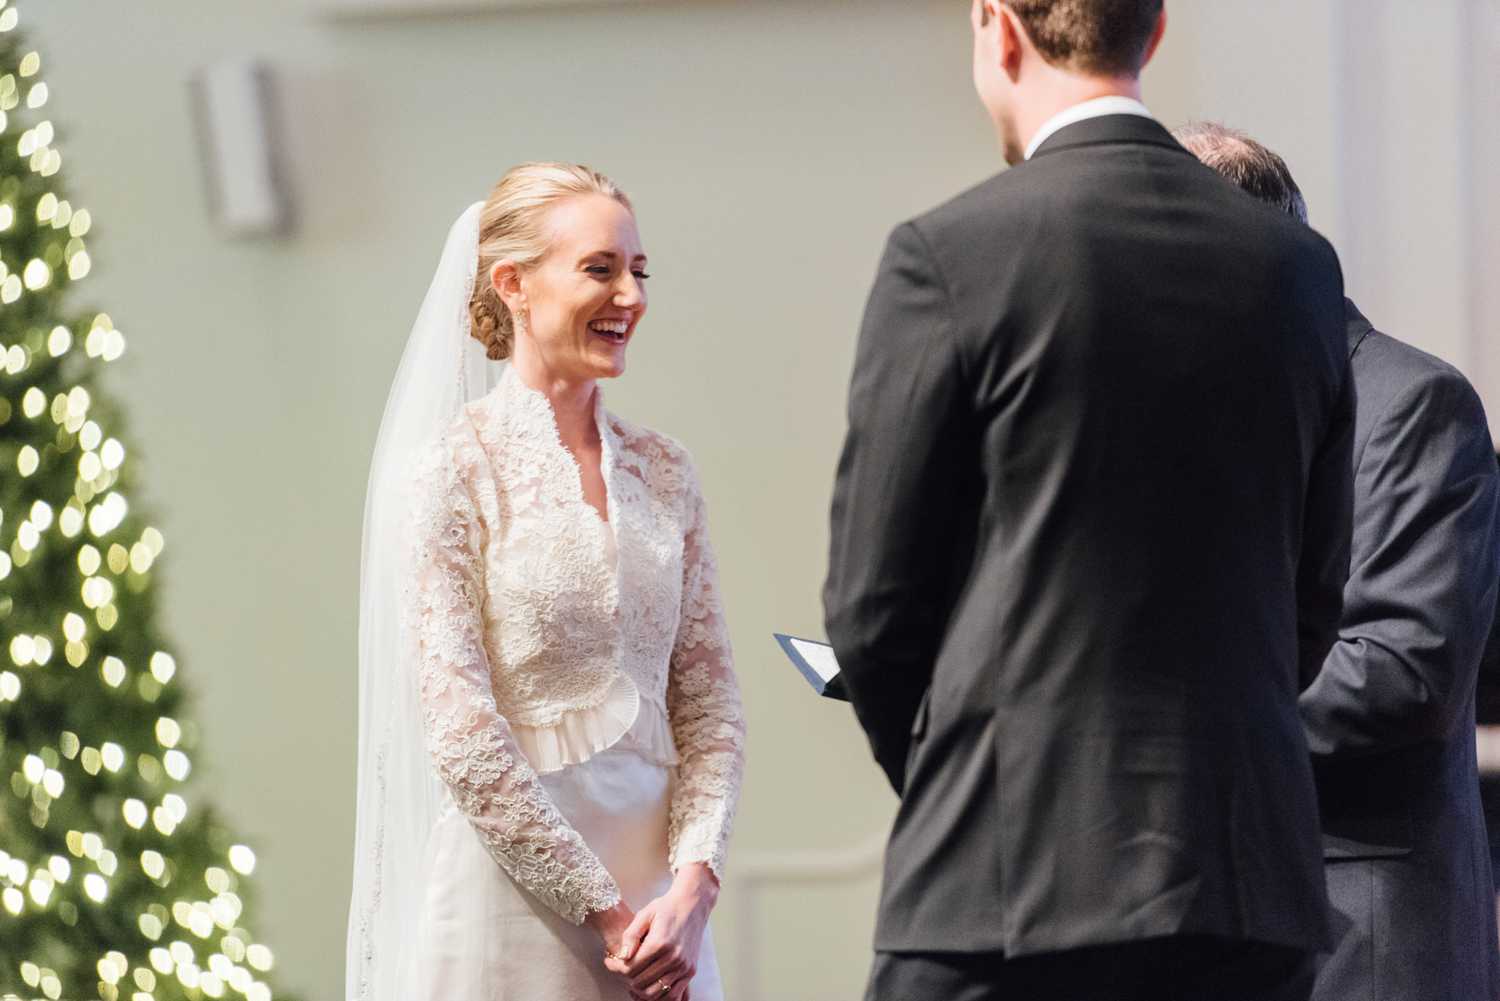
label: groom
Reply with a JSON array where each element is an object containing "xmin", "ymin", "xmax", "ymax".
[{"xmin": 824, "ymin": 2, "xmax": 1352, "ymax": 998}]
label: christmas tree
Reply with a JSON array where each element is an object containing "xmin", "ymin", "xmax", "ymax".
[{"xmin": 0, "ymin": 4, "xmax": 297, "ymax": 1000}]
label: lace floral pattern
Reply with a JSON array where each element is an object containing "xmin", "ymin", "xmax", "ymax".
[
  {"xmin": 666, "ymin": 480, "xmax": 746, "ymax": 880},
  {"xmin": 406, "ymin": 439, "xmax": 621, "ymax": 924},
  {"xmin": 405, "ymin": 366, "xmax": 745, "ymax": 922}
]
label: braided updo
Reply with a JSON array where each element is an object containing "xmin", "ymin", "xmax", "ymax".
[{"xmin": 468, "ymin": 162, "xmax": 633, "ymax": 361}]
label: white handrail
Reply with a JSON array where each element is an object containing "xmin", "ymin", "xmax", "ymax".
[{"xmin": 1478, "ymin": 726, "xmax": 1500, "ymax": 777}]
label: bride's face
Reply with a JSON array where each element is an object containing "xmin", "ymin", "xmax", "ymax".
[{"xmin": 507, "ymin": 194, "xmax": 648, "ymax": 382}]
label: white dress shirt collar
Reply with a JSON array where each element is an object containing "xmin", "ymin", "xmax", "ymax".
[{"xmin": 1023, "ymin": 95, "xmax": 1154, "ymax": 160}]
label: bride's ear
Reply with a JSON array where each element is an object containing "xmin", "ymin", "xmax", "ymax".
[{"xmin": 490, "ymin": 259, "xmax": 526, "ymax": 316}]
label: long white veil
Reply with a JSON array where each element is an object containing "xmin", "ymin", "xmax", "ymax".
[{"xmin": 346, "ymin": 202, "xmax": 497, "ymax": 1001}]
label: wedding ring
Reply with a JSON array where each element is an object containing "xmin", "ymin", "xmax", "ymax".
[{"xmin": 658, "ymin": 981, "xmax": 671, "ymax": 994}]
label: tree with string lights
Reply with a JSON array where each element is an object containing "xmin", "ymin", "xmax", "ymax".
[{"xmin": 0, "ymin": 4, "xmax": 298, "ymax": 1000}]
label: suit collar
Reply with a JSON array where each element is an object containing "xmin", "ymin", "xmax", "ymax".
[
  {"xmin": 1024, "ymin": 96, "xmax": 1153, "ymax": 160},
  {"xmin": 1029, "ymin": 113, "xmax": 1191, "ymax": 160},
  {"xmin": 1344, "ymin": 298, "xmax": 1375, "ymax": 359}
]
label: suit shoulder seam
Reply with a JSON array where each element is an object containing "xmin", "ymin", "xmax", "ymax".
[
  {"xmin": 1356, "ymin": 365, "xmax": 1486, "ymax": 475},
  {"xmin": 902, "ymin": 219, "xmax": 972, "ymax": 387}
]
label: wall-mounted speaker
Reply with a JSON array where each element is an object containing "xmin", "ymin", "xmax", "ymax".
[{"xmin": 188, "ymin": 60, "xmax": 293, "ymax": 238}]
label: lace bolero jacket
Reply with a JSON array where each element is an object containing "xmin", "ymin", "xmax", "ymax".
[{"xmin": 403, "ymin": 365, "xmax": 746, "ymax": 925}]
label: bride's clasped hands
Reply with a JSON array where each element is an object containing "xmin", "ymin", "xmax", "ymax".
[{"xmin": 598, "ymin": 862, "xmax": 719, "ymax": 1000}]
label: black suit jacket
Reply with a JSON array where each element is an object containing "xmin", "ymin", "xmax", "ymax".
[
  {"xmin": 1477, "ymin": 466, "xmax": 1500, "ymax": 851},
  {"xmin": 1300, "ymin": 302, "xmax": 1500, "ymax": 1000},
  {"xmin": 824, "ymin": 115, "xmax": 1351, "ymax": 958}
]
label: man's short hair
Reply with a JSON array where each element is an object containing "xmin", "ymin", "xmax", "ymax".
[
  {"xmin": 1173, "ymin": 121, "xmax": 1310, "ymax": 223},
  {"xmin": 1005, "ymin": 0, "xmax": 1164, "ymax": 77}
]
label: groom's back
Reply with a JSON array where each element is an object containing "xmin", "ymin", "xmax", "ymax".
[
  {"xmin": 875, "ymin": 114, "xmax": 1350, "ymax": 957},
  {"xmin": 925, "ymin": 117, "xmax": 1345, "ymax": 700}
]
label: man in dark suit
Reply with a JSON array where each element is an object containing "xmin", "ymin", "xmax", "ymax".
[
  {"xmin": 1482, "ymin": 589, "xmax": 1500, "ymax": 890},
  {"xmin": 1178, "ymin": 122, "xmax": 1500, "ymax": 1001},
  {"xmin": 822, "ymin": 3, "xmax": 1352, "ymax": 998},
  {"xmin": 1479, "ymin": 472, "xmax": 1500, "ymax": 895}
]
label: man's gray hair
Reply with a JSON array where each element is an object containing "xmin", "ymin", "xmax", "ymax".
[{"xmin": 1173, "ymin": 121, "xmax": 1309, "ymax": 224}]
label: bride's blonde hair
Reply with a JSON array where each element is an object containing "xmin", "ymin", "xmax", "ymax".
[{"xmin": 468, "ymin": 162, "xmax": 633, "ymax": 361}]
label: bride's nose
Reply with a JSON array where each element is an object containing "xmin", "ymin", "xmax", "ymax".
[{"xmin": 613, "ymin": 275, "xmax": 645, "ymax": 309}]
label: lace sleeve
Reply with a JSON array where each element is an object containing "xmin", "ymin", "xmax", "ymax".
[
  {"xmin": 665, "ymin": 458, "xmax": 747, "ymax": 881},
  {"xmin": 406, "ymin": 432, "xmax": 622, "ymax": 924}
]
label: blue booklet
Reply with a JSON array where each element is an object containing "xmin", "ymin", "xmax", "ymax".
[{"xmin": 773, "ymin": 633, "xmax": 848, "ymax": 701}]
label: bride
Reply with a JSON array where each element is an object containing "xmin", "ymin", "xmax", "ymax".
[{"xmin": 347, "ymin": 163, "xmax": 746, "ymax": 1001}]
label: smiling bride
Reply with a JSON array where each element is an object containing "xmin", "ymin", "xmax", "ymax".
[{"xmin": 347, "ymin": 163, "xmax": 746, "ymax": 1001}]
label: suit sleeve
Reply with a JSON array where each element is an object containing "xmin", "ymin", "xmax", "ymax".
[
  {"xmin": 823, "ymin": 221, "xmax": 971, "ymax": 794},
  {"xmin": 1301, "ymin": 371, "xmax": 1500, "ymax": 756},
  {"xmin": 1296, "ymin": 364, "xmax": 1356, "ymax": 691}
]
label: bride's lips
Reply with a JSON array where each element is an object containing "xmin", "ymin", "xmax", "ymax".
[{"xmin": 588, "ymin": 317, "xmax": 633, "ymax": 345}]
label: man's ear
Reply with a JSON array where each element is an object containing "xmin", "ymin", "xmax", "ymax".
[
  {"xmin": 997, "ymin": 3, "xmax": 1026, "ymax": 81},
  {"xmin": 1141, "ymin": 5, "xmax": 1168, "ymax": 70}
]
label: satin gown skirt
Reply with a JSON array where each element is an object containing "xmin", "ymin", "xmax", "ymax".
[{"xmin": 415, "ymin": 744, "xmax": 723, "ymax": 1001}]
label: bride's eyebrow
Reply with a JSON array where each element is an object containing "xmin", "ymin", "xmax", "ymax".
[{"xmin": 579, "ymin": 251, "xmax": 648, "ymax": 265}]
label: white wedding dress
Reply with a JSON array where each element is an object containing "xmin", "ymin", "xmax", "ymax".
[{"xmin": 402, "ymin": 364, "xmax": 746, "ymax": 1000}]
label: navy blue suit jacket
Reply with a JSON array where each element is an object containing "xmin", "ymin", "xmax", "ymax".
[{"xmin": 1301, "ymin": 301, "xmax": 1500, "ymax": 1000}]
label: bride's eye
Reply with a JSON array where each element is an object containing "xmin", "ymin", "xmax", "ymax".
[
  {"xmin": 585, "ymin": 265, "xmax": 611, "ymax": 277},
  {"xmin": 633, "ymin": 270, "xmax": 652, "ymax": 280}
]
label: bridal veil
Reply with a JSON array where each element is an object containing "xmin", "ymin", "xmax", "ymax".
[{"xmin": 346, "ymin": 202, "xmax": 499, "ymax": 1001}]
